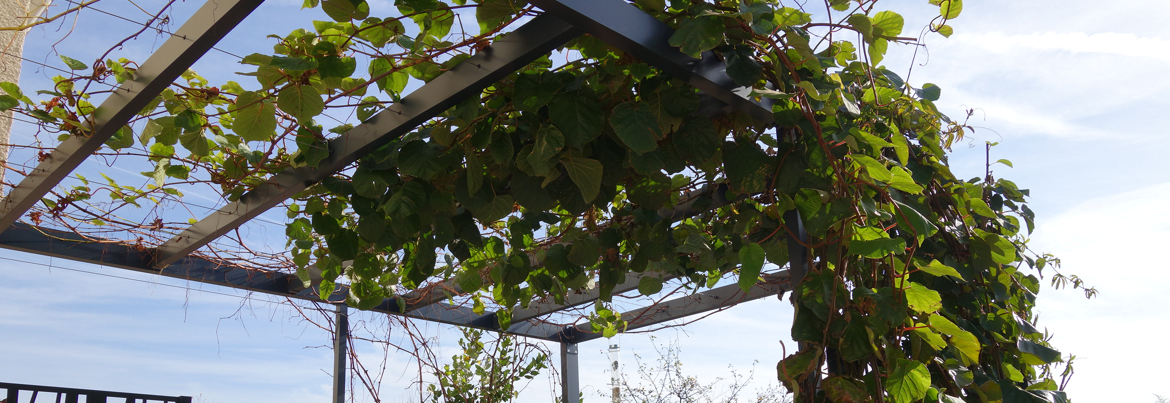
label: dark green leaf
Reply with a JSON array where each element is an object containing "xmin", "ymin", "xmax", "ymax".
[
  {"xmin": 637, "ymin": 275, "xmax": 663, "ymax": 295},
  {"xmin": 233, "ymin": 91, "xmax": 277, "ymax": 142},
  {"xmin": 725, "ymin": 45, "xmax": 762, "ymax": 86},
  {"xmin": 562, "ymin": 157, "xmax": 603, "ymax": 203},
  {"xmin": 398, "ymin": 140, "xmax": 445, "ymax": 179},
  {"xmin": 668, "ymin": 16, "xmax": 723, "ymax": 56},
  {"xmin": 60, "ymin": 55, "xmax": 87, "ymax": 70},
  {"xmin": 278, "ymin": 84, "xmax": 325, "ymax": 121},
  {"xmin": 609, "ymin": 102, "xmax": 660, "ymax": 155},
  {"xmin": 0, "ymin": 95, "xmax": 18, "ymax": 111},
  {"xmin": 549, "ymin": 91, "xmax": 603, "ymax": 147},
  {"xmin": 738, "ymin": 242, "xmax": 764, "ymax": 292}
]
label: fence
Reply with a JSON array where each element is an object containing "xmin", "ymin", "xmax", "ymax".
[{"xmin": 1, "ymin": 382, "xmax": 191, "ymax": 403}]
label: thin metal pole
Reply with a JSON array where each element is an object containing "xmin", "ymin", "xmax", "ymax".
[
  {"xmin": 560, "ymin": 342, "xmax": 579, "ymax": 403},
  {"xmin": 333, "ymin": 304, "xmax": 348, "ymax": 403}
]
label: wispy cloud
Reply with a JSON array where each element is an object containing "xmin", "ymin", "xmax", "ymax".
[{"xmin": 952, "ymin": 31, "xmax": 1170, "ymax": 61}]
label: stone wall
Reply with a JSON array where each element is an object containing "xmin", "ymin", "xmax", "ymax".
[{"xmin": 0, "ymin": 0, "xmax": 38, "ymax": 191}]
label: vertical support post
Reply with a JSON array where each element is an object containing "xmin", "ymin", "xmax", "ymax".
[
  {"xmin": 6, "ymin": 386, "xmax": 17, "ymax": 403},
  {"xmin": 560, "ymin": 342, "xmax": 579, "ymax": 403},
  {"xmin": 333, "ymin": 304, "xmax": 348, "ymax": 403}
]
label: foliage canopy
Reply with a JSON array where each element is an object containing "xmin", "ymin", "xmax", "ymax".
[{"xmin": 0, "ymin": 0, "xmax": 1095, "ymax": 401}]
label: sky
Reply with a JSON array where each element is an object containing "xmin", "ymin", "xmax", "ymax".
[{"xmin": 1, "ymin": 0, "xmax": 1169, "ymax": 402}]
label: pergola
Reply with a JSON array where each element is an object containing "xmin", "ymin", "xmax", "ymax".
[{"xmin": 0, "ymin": 0, "xmax": 809, "ymax": 401}]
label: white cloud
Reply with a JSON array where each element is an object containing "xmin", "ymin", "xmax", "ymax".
[{"xmin": 951, "ymin": 31, "xmax": 1170, "ymax": 61}]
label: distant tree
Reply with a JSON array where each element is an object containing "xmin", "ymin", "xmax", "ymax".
[{"xmin": 609, "ymin": 337, "xmax": 791, "ymax": 403}]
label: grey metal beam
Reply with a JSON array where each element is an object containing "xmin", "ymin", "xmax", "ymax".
[
  {"xmin": 529, "ymin": 0, "xmax": 774, "ymax": 123},
  {"xmin": 784, "ymin": 209, "xmax": 810, "ymax": 288},
  {"xmin": 551, "ymin": 271, "xmax": 792, "ymax": 343},
  {"xmin": 0, "ymin": 222, "xmax": 342, "ymax": 300},
  {"xmin": 560, "ymin": 342, "xmax": 580, "ymax": 403},
  {"xmin": 152, "ymin": 15, "xmax": 581, "ymax": 268},
  {"xmin": 0, "ymin": 0, "xmax": 265, "ymax": 233},
  {"xmin": 333, "ymin": 304, "xmax": 348, "ymax": 403}
]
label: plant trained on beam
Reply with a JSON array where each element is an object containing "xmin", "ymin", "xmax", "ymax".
[{"xmin": 0, "ymin": 0, "xmax": 1096, "ymax": 402}]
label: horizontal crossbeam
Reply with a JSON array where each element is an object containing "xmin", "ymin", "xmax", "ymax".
[
  {"xmin": 151, "ymin": 14, "xmax": 581, "ymax": 268},
  {"xmin": 550, "ymin": 271, "xmax": 792, "ymax": 343},
  {"xmin": 530, "ymin": 0, "xmax": 774, "ymax": 123},
  {"xmin": 0, "ymin": 0, "xmax": 265, "ymax": 234}
]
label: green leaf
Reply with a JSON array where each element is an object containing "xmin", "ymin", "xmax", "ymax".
[
  {"xmin": 562, "ymin": 157, "xmax": 603, "ymax": 203},
  {"xmin": 322, "ymin": 0, "xmax": 369, "ymax": 21},
  {"xmin": 106, "ymin": 125, "xmax": 135, "ymax": 150},
  {"xmin": 674, "ymin": 117, "xmax": 720, "ymax": 164},
  {"xmin": 892, "ymin": 200, "xmax": 938, "ymax": 245},
  {"xmin": 270, "ymin": 56, "xmax": 318, "ymax": 71},
  {"xmin": 823, "ymin": 376, "xmax": 869, "ymax": 403},
  {"xmin": 1018, "ymin": 340, "xmax": 1062, "ymax": 364},
  {"xmin": 0, "ymin": 95, "xmax": 17, "ymax": 111},
  {"xmin": 179, "ymin": 130, "xmax": 211, "ymax": 158},
  {"xmin": 872, "ymin": 10, "xmax": 904, "ymax": 37},
  {"xmin": 773, "ymin": 7, "xmax": 812, "ymax": 27},
  {"xmin": 60, "ymin": 55, "xmax": 87, "ymax": 70},
  {"xmin": 849, "ymin": 238, "xmax": 905, "ymax": 258},
  {"xmin": 916, "ymin": 83, "xmax": 942, "ymax": 101},
  {"xmin": 847, "ymin": 14, "xmax": 873, "ymax": 44},
  {"xmin": 370, "ymin": 57, "xmax": 409, "ymax": 95},
  {"xmin": 0, "ymin": 82, "xmax": 24, "ymax": 101},
  {"xmin": 912, "ymin": 327, "xmax": 947, "ymax": 350},
  {"xmin": 888, "ymin": 166, "xmax": 924, "ymax": 194},
  {"xmin": 668, "ymin": 16, "xmax": 723, "ymax": 56},
  {"xmin": 472, "ymin": 194, "xmax": 514, "ymax": 223},
  {"xmin": 278, "ymin": 84, "xmax": 325, "ymax": 121},
  {"xmin": 609, "ymin": 102, "xmax": 660, "ymax": 155},
  {"xmin": 904, "ymin": 281, "xmax": 942, "ymax": 313},
  {"xmin": 352, "ymin": 168, "xmax": 388, "ymax": 199},
  {"xmin": 528, "ymin": 125, "xmax": 565, "ymax": 176},
  {"xmin": 567, "ymin": 236, "xmax": 601, "ymax": 267},
  {"xmin": 233, "ymin": 91, "xmax": 277, "ymax": 142},
  {"xmin": 476, "ymin": 0, "xmax": 523, "ymax": 33},
  {"xmin": 935, "ymin": 24, "xmax": 954, "ymax": 37},
  {"xmin": 851, "ymin": 154, "xmax": 892, "ymax": 182},
  {"xmin": 886, "ymin": 359, "xmax": 931, "ymax": 403},
  {"xmin": 317, "ymin": 56, "xmax": 357, "ymax": 79},
  {"xmin": 398, "ymin": 140, "xmax": 445, "ymax": 180},
  {"xmin": 917, "ymin": 260, "xmax": 963, "ymax": 280},
  {"xmin": 722, "ymin": 140, "xmax": 773, "ymax": 194},
  {"xmin": 513, "ymin": 72, "xmax": 560, "ymax": 112},
  {"xmin": 637, "ymin": 275, "xmax": 663, "ymax": 295},
  {"xmin": 970, "ymin": 198, "xmax": 997, "ymax": 218},
  {"xmin": 939, "ymin": 0, "xmax": 962, "ymax": 19},
  {"xmin": 931, "ymin": 314, "xmax": 981, "ymax": 364},
  {"xmin": 549, "ymin": 91, "xmax": 604, "ymax": 147},
  {"xmin": 738, "ymin": 242, "xmax": 765, "ymax": 292},
  {"xmin": 725, "ymin": 45, "xmax": 761, "ymax": 87}
]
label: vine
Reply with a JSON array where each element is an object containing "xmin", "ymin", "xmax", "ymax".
[{"xmin": 0, "ymin": 0, "xmax": 1096, "ymax": 401}]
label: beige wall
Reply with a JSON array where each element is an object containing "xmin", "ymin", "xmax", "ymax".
[{"xmin": 0, "ymin": 0, "xmax": 37, "ymax": 191}]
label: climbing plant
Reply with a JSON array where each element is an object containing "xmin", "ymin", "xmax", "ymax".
[{"xmin": 0, "ymin": 0, "xmax": 1096, "ymax": 401}]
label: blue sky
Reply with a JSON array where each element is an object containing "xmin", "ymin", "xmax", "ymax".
[{"xmin": 2, "ymin": 0, "xmax": 1169, "ymax": 402}]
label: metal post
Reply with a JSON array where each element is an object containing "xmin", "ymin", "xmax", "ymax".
[
  {"xmin": 333, "ymin": 304, "xmax": 348, "ymax": 403},
  {"xmin": 560, "ymin": 342, "xmax": 579, "ymax": 403}
]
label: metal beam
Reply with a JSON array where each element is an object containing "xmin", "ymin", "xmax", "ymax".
[
  {"xmin": 551, "ymin": 271, "xmax": 791, "ymax": 343},
  {"xmin": 560, "ymin": 342, "xmax": 580, "ymax": 403},
  {"xmin": 0, "ymin": 0, "xmax": 265, "ymax": 233},
  {"xmin": 0, "ymin": 222, "xmax": 584, "ymax": 341},
  {"xmin": 333, "ymin": 304, "xmax": 348, "ymax": 403},
  {"xmin": 529, "ymin": 0, "xmax": 774, "ymax": 123},
  {"xmin": 151, "ymin": 15, "xmax": 581, "ymax": 268}
]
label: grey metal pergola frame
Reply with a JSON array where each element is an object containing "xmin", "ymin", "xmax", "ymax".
[{"xmin": 0, "ymin": 0, "xmax": 810, "ymax": 402}]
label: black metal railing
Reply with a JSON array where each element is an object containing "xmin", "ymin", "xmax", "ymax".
[{"xmin": 1, "ymin": 382, "xmax": 191, "ymax": 403}]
